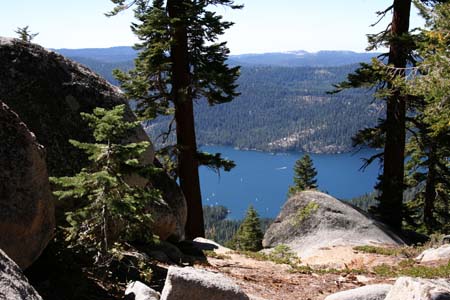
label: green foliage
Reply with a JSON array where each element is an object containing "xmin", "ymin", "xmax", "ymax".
[
  {"xmin": 288, "ymin": 154, "xmax": 318, "ymax": 196},
  {"xmin": 330, "ymin": 1, "xmax": 449, "ymax": 230},
  {"xmin": 197, "ymin": 151, "xmax": 236, "ymax": 173},
  {"xmin": 269, "ymin": 244, "xmax": 302, "ymax": 265},
  {"xmin": 353, "ymin": 245, "xmax": 419, "ymax": 258},
  {"xmin": 202, "ymin": 250, "xmax": 231, "ymax": 260},
  {"xmin": 15, "ymin": 26, "xmax": 39, "ymax": 42},
  {"xmin": 51, "ymin": 105, "xmax": 161, "ymax": 264},
  {"xmin": 108, "ymin": 0, "xmax": 241, "ymax": 171},
  {"xmin": 204, "ymin": 205, "xmax": 240, "ymax": 244},
  {"xmin": 203, "ymin": 205, "xmax": 272, "ymax": 245},
  {"xmin": 237, "ymin": 244, "xmax": 302, "ymax": 269},
  {"xmin": 347, "ymin": 191, "xmax": 379, "ymax": 211},
  {"xmin": 108, "ymin": 0, "xmax": 242, "ymax": 237},
  {"xmin": 290, "ymin": 201, "xmax": 319, "ymax": 226},
  {"xmin": 373, "ymin": 260, "xmax": 450, "ymax": 278},
  {"xmin": 229, "ymin": 205, "xmax": 264, "ymax": 251},
  {"xmin": 402, "ymin": 2, "xmax": 450, "ymax": 234}
]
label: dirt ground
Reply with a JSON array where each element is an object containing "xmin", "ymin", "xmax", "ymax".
[{"xmin": 194, "ymin": 247, "xmax": 401, "ymax": 300}]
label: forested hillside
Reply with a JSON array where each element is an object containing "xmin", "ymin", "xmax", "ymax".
[
  {"xmin": 192, "ymin": 65, "xmax": 382, "ymax": 153},
  {"xmin": 230, "ymin": 50, "xmax": 377, "ymax": 67},
  {"xmin": 63, "ymin": 53, "xmax": 383, "ymax": 153}
]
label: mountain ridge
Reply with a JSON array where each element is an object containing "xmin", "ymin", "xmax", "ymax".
[{"xmin": 55, "ymin": 46, "xmax": 380, "ymax": 67}]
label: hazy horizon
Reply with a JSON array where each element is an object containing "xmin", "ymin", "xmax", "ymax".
[{"xmin": 52, "ymin": 44, "xmax": 380, "ymax": 55}]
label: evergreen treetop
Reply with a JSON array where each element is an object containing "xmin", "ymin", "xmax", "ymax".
[
  {"xmin": 230, "ymin": 205, "xmax": 263, "ymax": 251},
  {"xmin": 108, "ymin": 0, "xmax": 242, "ymax": 120},
  {"xmin": 288, "ymin": 154, "xmax": 318, "ymax": 197},
  {"xmin": 15, "ymin": 26, "xmax": 39, "ymax": 42}
]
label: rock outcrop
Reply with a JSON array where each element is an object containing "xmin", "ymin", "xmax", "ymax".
[
  {"xmin": 416, "ymin": 244, "xmax": 450, "ymax": 263},
  {"xmin": 150, "ymin": 160, "xmax": 187, "ymax": 240},
  {"xmin": 0, "ymin": 37, "xmax": 152, "ymax": 177},
  {"xmin": 0, "ymin": 37, "xmax": 186, "ymax": 241},
  {"xmin": 0, "ymin": 249, "xmax": 43, "ymax": 299},
  {"xmin": 193, "ymin": 237, "xmax": 233, "ymax": 255},
  {"xmin": 160, "ymin": 266, "xmax": 249, "ymax": 300},
  {"xmin": 0, "ymin": 101, "xmax": 55, "ymax": 269},
  {"xmin": 125, "ymin": 281, "xmax": 160, "ymax": 300},
  {"xmin": 263, "ymin": 191, "xmax": 404, "ymax": 258},
  {"xmin": 384, "ymin": 277, "xmax": 450, "ymax": 300},
  {"xmin": 324, "ymin": 284, "xmax": 392, "ymax": 300}
]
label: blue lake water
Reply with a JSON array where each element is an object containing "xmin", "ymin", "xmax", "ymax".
[{"xmin": 199, "ymin": 146, "xmax": 380, "ymax": 219}]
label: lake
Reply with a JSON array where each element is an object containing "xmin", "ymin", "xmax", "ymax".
[{"xmin": 199, "ymin": 146, "xmax": 380, "ymax": 219}]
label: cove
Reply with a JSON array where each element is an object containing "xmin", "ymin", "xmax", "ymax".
[{"xmin": 199, "ymin": 145, "xmax": 380, "ymax": 219}]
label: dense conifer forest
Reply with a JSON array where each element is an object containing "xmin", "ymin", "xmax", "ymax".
[{"xmin": 70, "ymin": 57, "xmax": 383, "ymax": 154}]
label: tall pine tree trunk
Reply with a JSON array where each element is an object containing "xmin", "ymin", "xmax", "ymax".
[
  {"xmin": 378, "ymin": 0, "xmax": 412, "ymax": 230},
  {"xmin": 168, "ymin": 0, "xmax": 205, "ymax": 239}
]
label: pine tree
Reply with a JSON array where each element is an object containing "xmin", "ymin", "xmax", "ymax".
[
  {"xmin": 15, "ymin": 26, "xmax": 38, "ymax": 42},
  {"xmin": 51, "ymin": 105, "xmax": 160, "ymax": 264},
  {"xmin": 108, "ymin": 0, "xmax": 242, "ymax": 239},
  {"xmin": 332, "ymin": 1, "xmax": 448, "ymax": 230},
  {"xmin": 230, "ymin": 205, "xmax": 263, "ymax": 251},
  {"xmin": 288, "ymin": 154, "xmax": 318, "ymax": 196},
  {"xmin": 331, "ymin": 1, "xmax": 416, "ymax": 230},
  {"xmin": 403, "ymin": 2, "xmax": 450, "ymax": 233}
]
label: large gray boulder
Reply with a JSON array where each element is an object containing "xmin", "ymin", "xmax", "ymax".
[
  {"xmin": 0, "ymin": 37, "xmax": 186, "ymax": 241},
  {"xmin": 0, "ymin": 101, "xmax": 55, "ymax": 269},
  {"xmin": 324, "ymin": 284, "xmax": 392, "ymax": 300},
  {"xmin": 0, "ymin": 249, "xmax": 43, "ymax": 299},
  {"xmin": 416, "ymin": 244, "xmax": 450, "ymax": 263},
  {"xmin": 0, "ymin": 37, "xmax": 152, "ymax": 177},
  {"xmin": 385, "ymin": 277, "xmax": 450, "ymax": 300},
  {"xmin": 263, "ymin": 191, "xmax": 404, "ymax": 258},
  {"xmin": 160, "ymin": 266, "xmax": 249, "ymax": 300},
  {"xmin": 125, "ymin": 281, "xmax": 160, "ymax": 300}
]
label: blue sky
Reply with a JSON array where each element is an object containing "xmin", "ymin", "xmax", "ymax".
[{"xmin": 1, "ymin": 0, "xmax": 424, "ymax": 54}]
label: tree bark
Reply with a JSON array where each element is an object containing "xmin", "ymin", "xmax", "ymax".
[
  {"xmin": 378, "ymin": 0, "xmax": 412, "ymax": 230},
  {"xmin": 168, "ymin": 0, "xmax": 205, "ymax": 239}
]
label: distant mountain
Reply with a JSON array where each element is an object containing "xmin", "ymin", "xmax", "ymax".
[
  {"xmin": 55, "ymin": 46, "xmax": 137, "ymax": 63},
  {"xmin": 229, "ymin": 50, "xmax": 379, "ymax": 67},
  {"xmin": 56, "ymin": 47, "xmax": 383, "ymax": 153},
  {"xmin": 56, "ymin": 46, "xmax": 379, "ymax": 67}
]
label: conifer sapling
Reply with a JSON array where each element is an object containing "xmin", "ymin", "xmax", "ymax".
[
  {"xmin": 231, "ymin": 205, "xmax": 263, "ymax": 251},
  {"xmin": 51, "ymin": 105, "xmax": 161, "ymax": 264},
  {"xmin": 288, "ymin": 154, "xmax": 318, "ymax": 196}
]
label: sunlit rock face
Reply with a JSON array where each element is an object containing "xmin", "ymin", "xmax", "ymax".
[{"xmin": 0, "ymin": 101, "xmax": 55, "ymax": 269}]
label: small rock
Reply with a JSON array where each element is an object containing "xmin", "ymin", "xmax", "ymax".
[
  {"xmin": 160, "ymin": 266, "xmax": 249, "ymax": 300},
  {"xmin": 385, "ymin": 277, "xmax": 450, "ymax": 300},
  {"xmin": 0, "ymin": 249, "xmax": 43, "ymax": 300},
  {"xmin": 355, "ymin": 275, "xmax": 372, "ymax": 284},
  {"xmin": 416, "ymin": 244, "xmax": 450, "ymax": 263},
  {"xmin": 193, "ymin": 237, "xmax": 232, "ymax": 254},
  {"xmin": 125, "ymin": 281, "xmax": 160, "ymax": 300},
  {"xmin": 442, "ymin": 235, "xmax": 450, "ymax": 244},
  {"xmin": 325, "ymin": 284, "xmax": 392, "ymax": 300}
]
